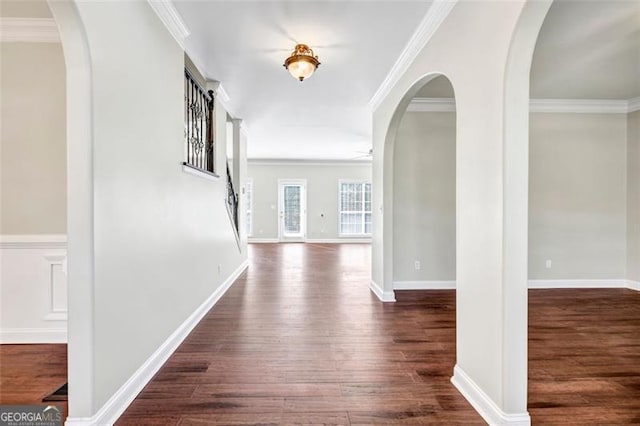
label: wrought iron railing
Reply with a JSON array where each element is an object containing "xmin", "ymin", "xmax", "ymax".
[
  {"xmin": 184, "ymin": 69, "xmax": 215, "ymax": 173},
  {"xmin": 226, "ymin": 162, "xmax": 239, "ymax": 232}
]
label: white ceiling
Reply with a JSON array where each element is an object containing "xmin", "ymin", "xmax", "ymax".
[
  {"xmin": 174, "ymin": 1, "xmax": 433, "ymax": 160},
  {"xmin": 530, "ymin": 0, "xmax": 640, "ymax": 100},
  {"xmin": 417, "ymin": 1, "xmax": 639, "ymax": 101},
  {"xmin": 6, "ymin": 1, "xmax": 637, "ymax": 159}
]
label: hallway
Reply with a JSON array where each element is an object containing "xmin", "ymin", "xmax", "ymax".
[{"xmin": 117, "ymin": 243, "xmax": 481, "ymax": 424}]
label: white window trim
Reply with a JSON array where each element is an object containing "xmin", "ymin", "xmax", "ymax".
[
  {"xmin": 246, "ymin": 178, "xmax": 253, "ymax": 237},
  {"xmin": 338, "ymin": 179, "xmax": 372, "ymax": 237}
]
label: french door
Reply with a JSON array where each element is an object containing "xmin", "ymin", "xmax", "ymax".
[{"xmin": 278, "ymin": 179, "xmax": 307, "ymax": 242}]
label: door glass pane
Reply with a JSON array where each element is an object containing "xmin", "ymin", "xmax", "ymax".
[{"xmin": 284, "ymin": 185, "xmax": 301, "ymax": 234}]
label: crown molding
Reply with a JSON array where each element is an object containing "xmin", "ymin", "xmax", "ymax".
[
  {"xmin": 368, "ymin": 0, "xmax": 457, "ymax": 112},
  {"xmin": 147, "ymin": 0, "xmax": 189, "ymax": 49},
  {"xmin": 248, "ymin": 158, "xmax": 372, "ymax": 167},
  {"xmin": 239, "ymin": 121, "xmax": 250, "ymax": 136},
  {"xmin": 408, "ymin": 97, "xmax": 639, "ymax": 114},
  {"xmin": 529, "ymin": 98, "xmax": 630, "ymax": 114},
  {"xmin": 216, "ymin": 82, "xmax": 231, "ymax": 104},
  {"xmin": 407, "ymin": 97, "xmax": 456, "ymax": 112},
  {"xmin": 0, "ymin": 18, "xmax": 60, "ymax": 43}
]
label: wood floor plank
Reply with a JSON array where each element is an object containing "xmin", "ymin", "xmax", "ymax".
[{"xmin": 2, "ymin": 244, "xmax": 638, "ymax": 425}]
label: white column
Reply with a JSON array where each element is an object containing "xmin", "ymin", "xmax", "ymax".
[{"xmin": 233, "ymin": 119, "xmax": 248, "ymax": 248}]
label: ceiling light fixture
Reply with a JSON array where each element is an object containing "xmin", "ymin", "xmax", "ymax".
[{"xmin": 283, "ymin": 44, "xmax": 320, "ymax": 82}]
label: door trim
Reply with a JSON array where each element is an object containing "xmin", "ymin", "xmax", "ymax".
[{"xmin": 277, "ymin": 179, "xmax": 307, "ymax": 242}]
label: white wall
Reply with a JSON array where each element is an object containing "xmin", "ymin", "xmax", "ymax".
[
  {"xmin": 372, "ymin": 1, "xmax": 551, "ymax": 417},
  {"xmin": 62, "ymin": 1, "xmax": 246, "ymax": 416},
  {"xmin": 1, "ymin": 42, "xmax": 67, "ymax": 234},
  {"xmin": 248, "ymin": 162, "xmax": 372, "ymax": 241},
  {"xmin": 0, "ymin": 40, "xmax": 68, "ymax": 342},
  {"xmin": 393, "ymin": 111, "xmax": 455, "ymax": 282},
  {"xmin": 529, "ymin": 113, "xmax": 627, "ymax": 279},
  {"xmin": 392, "ymin": 110, "xmax": 628, "ymax": 284},
  {"xmin": 628, "ymin": 110, "xmax": 640, "ymax": 283}
]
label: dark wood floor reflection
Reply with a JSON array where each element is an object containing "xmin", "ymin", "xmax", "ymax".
[
  {"xmin": 118, "ymin": 243, "xmax": 481, "ymax": 425},
  {"xmin": 528, "ymin": 288, "xmax": 640, "ymax": 424},
  {"xmin": 0, "ymin": 344, "xmax": 68, "ymax": 420},
  {"xmin": 3, "ymin": 244, "xmax": 638, "ymax": 425}
]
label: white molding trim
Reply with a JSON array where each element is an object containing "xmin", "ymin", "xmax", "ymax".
[
  {"xmin": 216, "ymin": 82, "xmax": 231, "ymax": 105},
  {"xmin": 528, "ymin": 279, "xmax": 629, "ymax": 289},
  {"xmin": 394, "ymin": 280, "xmax": 455, "ymax": 290},
  {"xmin": 0, "ymin": 328, "xmax": 67, "ymax": 344},
  {"xmin": 65, "ymin": 259, "xmax": 248, "ymax": 426},
  {"xmin": 628, "ymin": 97, "xmax": 640, "ymax": 113},
  {"xmin": 206, "ymin": 80, "xmax": 236, "ymax": 119},
  {"xmin": 306, "ymin": 239, "xmax": 372, "ymax": 244},
  {"xmin": 0, "ymin": 18, "xmax": 60, "ymax": 43},
  {"xmin": 530, "ymin": 98, "xmax": 629, "ymax": 114},
  {"xmin": 407, "ymin": 98, "xmax": 456, "ymax": 112},
  {"xmin": 389, "ymin": 279, "xmax": 638, "ymax": 290},
  {"xmin": 370, "ymin": 280, "xmax": 396, "ymax": 302},
  {"xmin": 627, "ymin": 280, "xmax": 640, "ymax": 291},
  {"xmin": 146, "ymin": 0, "xmax": 189, "ymax": 49},
  {"xmin": 408, "ymin": 97, "xmax": 638, "ymax": 114},
  {"xmin": 43, "ymin": 253, "xmax": 68, "ymax": 322},
  {"xmin": 181, "ymin": 164, "xmax": 220, "ymax": 181},
  {"xmin": 248, "ymin": 238, "xmax": 279, "ymax": 243},
  {"xmin": 368, "ymin": 0, "xmax": 457, "ymax": 112},
  {"xmin": 0, "ymin": 234, "xmax": 67, "ymax": 249},
  {"xmin": 248, "ymin": 159, "xmax": 372, "ymax": 167},
  {"xmin": 451, "ymin": 365, "xmax": 531, "ymax": 426}
]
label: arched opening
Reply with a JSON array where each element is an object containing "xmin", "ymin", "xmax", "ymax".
[
  {"xmin": 46, "ymin": 0, "xmax": 95, "ymax": 420},
  {"xmin": 393, "ymin": 76, "xmax": 456, "ymax": 293},
  {"xmin": 1, "ymin": 0, "xmax": 93, "ymax": 421},
  {"xmin": 523, "ymin": 0, "xmax": 640, "ymax": 421},
  {"xmin": 380, "ymin": 72, "xmax": 463, "ymax": 408}
]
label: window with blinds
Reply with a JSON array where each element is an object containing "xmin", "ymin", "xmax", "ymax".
[{"xmin": 339, "ymin": 181, "xmax": 372, "ymax": 236}]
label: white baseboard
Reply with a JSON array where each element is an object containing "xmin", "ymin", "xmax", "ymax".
[
  {"xmin": 369, "ymin": 280, "xmax": 395, "ymax": 302},
  {"xmin": 65, "ymin": 259, "xmax": 249, "ymax": 426},
  {"xmin": 394, "ymin": 280, "xmax": 455, "ymax": 290},
  {"xmin": 391, "ymin": 279, "xmax": 639, "ymax": 291},
  {"xmin": 627, "ymin": 280, "xmax": 640, "ymax": 291},
  {"xmin": 248, "ymin": 238, "xmax": 371, "ymax": 244},
  {"xmin": 528, "ymin": 279, "xmax": 629, "ymax": 289},
  {"xmin": 451, "ymin": 365, "xmax": 530, "ymax": 426},
  {"xmin": 305, "ymin": 238, "xmax": 372, "ymax": 244},
  {"xmin": 0, "ymin": 328, "xmax": 67, "ymax": 344},
  {"xmin": 247, "ymin": 238, "xmax": 279, "ymax": 243}
]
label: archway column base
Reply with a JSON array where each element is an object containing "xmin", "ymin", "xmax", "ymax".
[
  {"xmin": 451, "ymin": 365, "xmax": 531, "ymax": 426},
  {"xmin": 369, "ymin": 280, "xmax": 396, "ymax": 302}
]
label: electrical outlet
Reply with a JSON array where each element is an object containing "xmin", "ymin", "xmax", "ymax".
[
  {"xmin": 414, "ymin": 260, "xmax": 421, "ymax": 270},
  {"xmin": 545, "ymin": 260, "xmax": 552, "ymax": 269},
  {"xmin": 217, "ymin": 264, "xmax": 222, "ymax": 275}
]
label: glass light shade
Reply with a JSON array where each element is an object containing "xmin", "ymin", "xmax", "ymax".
[
  {"xmin": 287, "ymin": 58, "xmax": 316, "ymax": 81},
  {"xmin": 283, "ymin": 44, "xmax": 320, "ymax": 82}
]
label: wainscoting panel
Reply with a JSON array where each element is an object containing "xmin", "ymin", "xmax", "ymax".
[{"xmin": 0, "ymin": 235, "xmax": 68, "ymax": 343}]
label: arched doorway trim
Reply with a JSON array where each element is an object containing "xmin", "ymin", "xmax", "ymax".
[{"xmin": 47, "ymin": 0, "xmax": 95, "ymax": 419}]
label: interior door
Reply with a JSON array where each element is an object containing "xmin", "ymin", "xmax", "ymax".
[{"xmin": 278, "ymin": 180, "xmax": 306, "ymax": 242}]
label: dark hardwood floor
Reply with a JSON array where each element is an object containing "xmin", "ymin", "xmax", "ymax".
[
  {"xmin": 118, "ymin": 243, "xmax": 481, "ymax": 425},
  {"xmin": 1, "ymin": 243, "xmax": 639, "ymax": 425},
  {"xmin": 0, "ymin": 343, "xmax": 68, "ymax": 419},
  {"xmin": 528, "ymin": 288, "xmax": 640, "ymax": 424}
]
